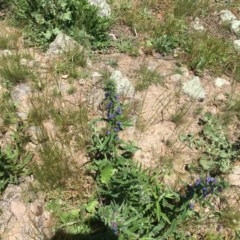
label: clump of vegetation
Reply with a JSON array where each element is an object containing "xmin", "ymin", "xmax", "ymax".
[
  {"xmin": 0, "ymin": 54, "xmax": 33, "ymax": 87},
  {"xmin": 135, "ymin": 63, "xmax": 163, "ymax": 91},
  {"xmin": 10, "ymin": 0, "xmax": 112, "ymax": 48},
  {"xmin": 181, "ymin": 113, "xmax": 239, "ymax": 175},
  {"xmin": 0, "ymin": 128, "xmax": 31, "ymax": 192},
  {"xmin": 54, "ymin": 46, "xmax": 87, "ymax": 78}
]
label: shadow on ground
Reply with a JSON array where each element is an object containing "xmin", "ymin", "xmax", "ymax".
[
  {"xmin": 51, "ymin": 221, "xmax": 119, "ymax": 240},
  {"xmin": 51, "ymin": 229, "xmax": 118, "ymax": 240}
]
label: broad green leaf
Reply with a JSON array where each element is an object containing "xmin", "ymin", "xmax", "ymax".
[
  {"xmin": 100, "ymin": 165, "xmax": 116, "ymax": 184},
  {"xmin": 62, "ymin": 11, "xmax": 72, "ymax": 21},
  {"xmin": 85, "ymin": 200, "xmax": 98, "ymax": 214}
]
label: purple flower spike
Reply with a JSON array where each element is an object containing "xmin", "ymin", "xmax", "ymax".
[
  {"xmin": 116, "ymin": 107, "xmax": 122, "ymax": 115},
  {"xmin": 195, "ymin": 179, "xmax": 201, "ymax": 186},
  {"xmin": 189, "ymin": 203, "xmax": 194, "ymax": 209},
  {"xmin": 206, "ymin": 176, "xmax": 216, "ymax": 184},
  {"xmin": 111, "ymin": 222, "xmax": 118, "ymax": 235}
]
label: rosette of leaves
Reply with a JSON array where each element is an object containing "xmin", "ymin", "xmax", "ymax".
[
  {"xmin": 0, "ymin": 145, "xmax": 30, "ymax": 192},
  {"xmin": 181, "ymin": 113, "xmax": 238, "ymax": 174},
  {"xmin": 10, "ymin": 0, "xmax": 112, "ymax": 48}
]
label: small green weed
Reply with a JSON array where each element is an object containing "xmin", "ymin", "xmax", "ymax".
[
  {"xmin": 219, "ymin": 206, "xmax": 240, "ymax": 230},
  {"xmin": 31, "ymin": 141, "xmax": 72, "ymax": 190},
  {"xmin": 181, "ymin": 113, "xmax": 239, "ymax": 174},
  {"xmin": 183, "ymin": 32, "xmax": 233, "ymax": 75},
  {"xmin": 50, "ymin": 106, "xmax": 89, "ymax": 150},
  {"xmin": 0, "ymin": 54, "xmax": 33, "ymax": 87},
  {"xmin": 54, "ymin": 47, "xmax": 87, "ymax": 78},
  {"xmin": 0, "ymin": 32, "xmax": 20, "ymax": 50},
  {"xmin": 0, "ymin": 127, "xmax": 31, "ymax": 192},
  {"xmin": 153, "ymin": 34, "xmax": 179, "ymax": 54},
  {"xmin": 114, "ymin": 37, "xmax": 139, "ymax": 56},
  {"xmin": 173, "ymin": 0, "xmax": 210, "ymax": 18},
  {"xmin": 135, "ymin": 63, "xmax": 163, "ymax": 91},
  {"xmin": 170, "ymin": 106, "xmax": 188, "ymax": 126},
  {"xmin": 152, "ymin": 14, "xmax": 187, "ymax": 55},
  {"xmin": 0, "ymin": 91, "xmax": 17, "ymax": 127}
]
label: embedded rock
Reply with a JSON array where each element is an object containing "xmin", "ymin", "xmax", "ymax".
[
  {"xmin": 0, "ymin": 49, "xmax": 13, "ymax": 57},
  {"xmin": 11, "ymin": 83, "xmax": 31, "ymax": 120},
  {"xmin": 110, "ymin": 70, "xmax": 135, "ymax": 98},
  {"xmin": 234, "ymin": 39, "xmax": 240, "ymax": 51},
  {"xmin": 46, "ymin": 33, "xmax": 83, "ymax": 56},
  {"xmin": 214, "ymin": 77, "xmax": 230, "ymax": 88},
  {"xmin": 88, "ymin": 0, "xmax": 111, "ymax": 17},
  {"xmin": 191, "ymin": 17, "xmax": 204, "ymax": 31},
  {"xmin": 228, "ymin": 165, "xmax": 240, "ymax": 186},
  {"xmin": 219, "ymin": 10, "xmax": 236, "ymax": 22},
  {"xmin": 231, "ymin": 20, "xmax": 240, "ymax": 36},
  {"xmin": 182, "ymin": 76, "xmax": 205, "ymax": 99}
]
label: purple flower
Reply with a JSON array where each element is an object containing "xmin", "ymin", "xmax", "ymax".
[
  {"xmin": 189, "ymin": 203, "xmax": 194, "ymax": 209},
  {"xmin": 111, "ymin": 221, "xmax": 118, "ymax": 235},
  {"xmin": 195, "ymin": 179, "xmax": 201, "ymax": 186},
  {"xmin": 206, "ymin": 176, "xmax": 216, "ymax": 184},
  {"xmin": 116, "ymin": 107, "xmax": 122, "ymax": 115},
  {"xmin": 106, "ymin": 102, "xmax": 113, "ymax": 109},
  {"xmin": 114, "ymin": 127, "xmax": 120, "ymax": 132},
  {"xmin": 107, "ymin": 113, "xmax": 116, "ymax": 120}
]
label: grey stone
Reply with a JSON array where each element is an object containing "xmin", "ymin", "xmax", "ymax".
[
  {"xmin": 27, "ymin": 126, "xmax": 42, "ymax": 144},
  {"xmin": 170, "ymin": 74, "xmax": 182, "ymax": 82},
  {"xmin": 46, "ymin": 33, "xmax": 83, "ymax": 56},
  {"xmin": 219, "ymin": 10, "xmax": 236, "ymax": 22},
  {"xmin": 0, "ymin": 49, "xmax": 13, "ymax": 57},
  {"xmin": 228, "ymin": 165, "xmax": 240, "ymax": 186},
  {"xmin": 11, "ymin": 83, "xmax": 31, "ymax": 120},
  {"xmin": 20, "ymin": 58, "xmax": 28, "ymax": 66},
  {"xmin": 182, "ymin": 76, "xmax": 205, "ymax": 99},
  {"xmin": 92, "ymin": 72, "xmax": 102, "ymax": 79},
  {"xmin": 88, "ymin": 87, "xmax": 105, "ymax": 109},
  {"xmin": 110, "ymin": 70, "xmax": 135, "ymax": 98},
  {"xmin": 191, "ymin": 17, "xmax": 204, "ymax": 31},
  {"xmin": 216, "ymin": 93, "xmax": 227, "ymax": 102},
  {"xmin": 234, "ymin": 39, "xmax": 240, "ymax": 51},
  {"xmin": 231, "ymin": 20, "xmax": 240, "ymax": 36},
  {"xmin": 88, "ymin": 0, "xmax": 111, "ymax": 17},
  {"xmin": 214, "ymin": 77, "xmax": 230, "ymax": 87},
  {"xmin": 28, "ymin": 60, "xmax": 35, "ymax": 68}
]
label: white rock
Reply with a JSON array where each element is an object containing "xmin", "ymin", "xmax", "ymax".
[
  {"xmin": 92, "ymin": 72, "xmax": 102, "ymax": 78},
  {"xmin": 46, "ymin": 33, "xmax": 82, "ymax": 56},
  {"xmin": 231, "ymin": 20, "xmax": 240, "ymax": 36},
  {"xmin": 11, "ymin": 83, "xmax": 31, "ymax": 120},
  {"xmin": 219, "ymin": 10, "xmax": 236, "ymax": 22},
  {"xmin": 88, "ymin": 0, "xmax": 111, "ymax": 17},
  {"xmin": 191, "ymin": 17, "xmax": 204, "ymax": 31},
  {"xmin": 214, "ymin": 77, "xmax": 230, "ymax": 87},
  {"xmin": 1, "ymin": 49, "xmax": 12, "ymax": 57},
  {"xmin": 110, "ymin": 70, "xmax": 135, "ymax": 98},
  {"xmin": 170, "ymin": 74, "xmax": 182, "ymax": 82},
  {"xmin": 234, "ymin": 39, "xmax": 240, "ymax": 51},
  {"xmin": 20, "ymin": 58, "xmax": 28, "ymax": 66},
  {"xmin": 228, "ymin": 165, "xmax": 240, "ymax": 186},
  {"xmin": 182, "ymin": 76, "xmax": 205, "ymax": 99}
]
